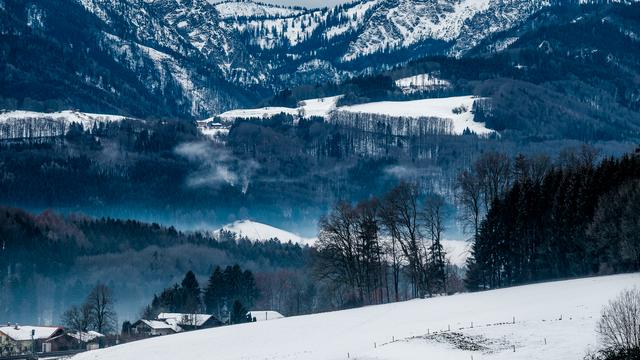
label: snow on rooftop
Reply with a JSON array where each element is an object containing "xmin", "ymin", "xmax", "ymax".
[
  {"xmin": 247, "ymin": 310, "xmax": 284, "ymax": 322},
  {"xmin": 157, "ymin": 313, "xmax": 214, "ymax": 327},
  {"xmin": 68, "ymin": 331, "xmax": 104, "ymax": 342},
  {"xmin": 338, "ymin": 95, "xmax": 493, "ymax": 136},
  {"xmin": 137, "ymin": 320, "xmax": 182, "ymax": 333},
  {"xmin": 72, "ymin": 273, "xmax": 640, "ymax": 360},
  {"xmin": 218, "ymin": 220, "xmax": 316, "ymax": 246},
  {"xmin": 0, "ymin": 325, "xmax": 62, "ymax": 341}
]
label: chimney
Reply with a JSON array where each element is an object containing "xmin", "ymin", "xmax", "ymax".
[{"xmin": 14, "ymin": 323, "xmax": 19, "ymax": 330}]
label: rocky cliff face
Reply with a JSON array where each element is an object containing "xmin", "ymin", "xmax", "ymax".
[{"xmin": 2, "ymin": 0, "xmax": 635, "ymax": 118}]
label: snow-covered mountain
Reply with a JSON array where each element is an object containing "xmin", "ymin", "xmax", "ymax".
[
  {"xmin": 72, "ymin": 273, "xmax": 640, "ymax": 360},
  {"xmin": 217, "ymin": 219, "xmax": 316, "ymax": 245},
  {"xmin": 5, "ymin": 0, "xmax": 638, "ymax": 119}
]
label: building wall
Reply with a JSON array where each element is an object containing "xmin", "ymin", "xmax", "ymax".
[{"xmin": 0, "ymin": 335, "xmax": 31, "ymax": 355}]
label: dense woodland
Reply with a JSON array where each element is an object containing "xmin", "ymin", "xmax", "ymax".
[
  {"xmin": 0, "ymin": 205, "xmax": 313, "ymax": 324},
  {"xmin": 466, "ymin": 149, "xmax": 640, "ymax": 290}
]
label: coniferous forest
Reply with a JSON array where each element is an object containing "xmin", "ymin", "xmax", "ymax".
[{"xmin": 466, "ymin": 150, "xmax": 640, "ymax": 290}]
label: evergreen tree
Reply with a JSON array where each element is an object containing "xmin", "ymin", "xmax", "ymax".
[
  {"xmin": 204, "ymin": 266, "xmax": 225, "ymax": 317},
  {"xmin": 180, "ymin": 271, "xmax": 202, "ymax": 315},
  {"xmin": 229, "ymin": 300, "xmax": 250, "ymax": 325}
]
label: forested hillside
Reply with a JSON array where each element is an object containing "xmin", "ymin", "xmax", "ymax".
[
  {"xmin": 466, "ymin": 149, "xmax": 640, "ymax": 290},
  {"xmin": 0, "ymin": 205, "xmax": 312, "ymax": 325}
]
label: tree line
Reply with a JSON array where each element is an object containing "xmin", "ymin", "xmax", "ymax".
[
  {"xmin": 141, "ymin": 266, "xmax": 260, "ymax": 325},
  {"xmin": 315, "ymin": 183, "xmax": 459, "ymax": 307},
  {"xmin": 463, "ymin": 147, "xmax": 640, "ymax": 290}
]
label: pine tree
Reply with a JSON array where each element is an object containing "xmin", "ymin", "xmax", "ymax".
[
  {"xmin": 204, "ymin": 266, "xmax": 225, "ymax": 317},
  {"xmin": 181, "ymin": 271, "xmax": 201, "ymax": 315},
  {"xmin": 229, "ymin": 300, "xmax": 250, "ymax": 325}
]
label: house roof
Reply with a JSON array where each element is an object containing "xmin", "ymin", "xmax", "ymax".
[
  {"xmin": 247, "ymin": 310, "xmax": 285, "ymax": 322},
  {"xmin": 134, "ymin": 320, "xmax": 182, "ymax": 333},
  {"xmin": 68, "ymin": 331, "xmax": 104, "ymax": 342},
  {"xmin": 0, "ymin": 326, "xmax": 63, "ymax": 341},
  {"xmin": 157, "ymin": 313, "xmax": 215, "ymax": 327}
]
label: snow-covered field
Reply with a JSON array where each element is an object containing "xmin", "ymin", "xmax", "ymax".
[
  {"xmin": 0, "ymin": 110, "xmax": 131, "ymax": 139},
  {"xmin": 212, "ymin": 95, "xmax": 493, "ymax": 136},
  {"xmin": 217, "ymin": 220, "xmax": 316, "ymax": 245},
  {"xmin": 73, "ymin": 273, "xmax": 640, "ymax": 360},
  {"xmin": 339, "ymin": 96, "xmax": 492, "ymax": 135},
  {"xmin": 216, "ymin": 95, "xmax": 341, "ymax": 121}
]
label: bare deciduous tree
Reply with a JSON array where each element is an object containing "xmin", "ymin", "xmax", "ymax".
[
  {"xmin": 61, "ymin": 302, "xmax": 93, "ymax": 332},
  {"xmin": 87, "ymin": 283, "xmax": 117, "ymax": 334},
  {"xmin": 597, "ymin": 288, "xmax": 640, "ymax": 352}
]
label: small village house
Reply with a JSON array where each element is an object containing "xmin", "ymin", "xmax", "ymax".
[
  {"xmin": 157, "ymin": 313, "xmax": 222, "ymax": 331},
  {"xmin": 130, "ymin": 320, "xmax": 182, "ymax": 337},
  {"xmin": 0, "ymin": 324, "xmax": 64, "ymax": 355},
  {"xmin": 43, "ymin": 330, "xmax": 105, "ymax": 352}
]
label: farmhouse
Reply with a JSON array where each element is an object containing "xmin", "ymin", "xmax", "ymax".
[
  {"xmin": 0, "ymin": 324, "xmax": 64, "ymax": 355},
  {"xmin": 130, "ymin": 320, "xmax": 182, "ymax": 337},
  {"xmin": 45, "ymin": 330, "xmax": 105, "ymax": 351},
  {"xmin": 157, "ymin": 313, "xmax": 222, "ymax": 331}
]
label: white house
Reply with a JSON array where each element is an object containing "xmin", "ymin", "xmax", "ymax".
[{"xmin": 0, "ymin": 325, "xmax": 64, "ymax": 355}]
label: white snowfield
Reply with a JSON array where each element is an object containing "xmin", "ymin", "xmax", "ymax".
[
  {"xmin": 0, "ymin": 110, "xmax": 131, "ymax": 139},
  {"xmin": 213, "ymin": 95, "xmax": 493, "ymax": 136},
  {"xmin": 216, "ymin": 95, "xmax": 341, "ymax": 121},
  {"xmin": 212, "ymin": 1, "xmax": 303, "ymax": 19},
  {"xmin": 73, "ymin": 274, "xmax": 640, "ymax": 360},
  {"xmin": 217, "ymin": 220, "xmax": 316, "ymax": 246},
  {"xmin": 338, "ymin": 96, "xmax": 492, "ymax": 136}
]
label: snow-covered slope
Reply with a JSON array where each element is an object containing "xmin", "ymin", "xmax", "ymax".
[
  {"xmin": 73, "ymin": 273, "xmax": 640, "ymax": 360},
  {"xmin": 339, "ymin": 96, "xmax": 493, "ymax": 135},
  {"xmin": 0, "ymin": 110, "xmax": 132, "ymax": 139},
  {"xmin": 218, "ymin": 220, "xmax": 316, "ymax": 245},
  {"xmin": 217, "ymin": 95, "xmax": 341, "ymax": 120},
  {"xmin": 212, "ymin": 1, "xmax": 303, "ymax": 19},
  {"xmin": 215, "ymin": 95, "xmax": 492, "ymax": 135}
]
